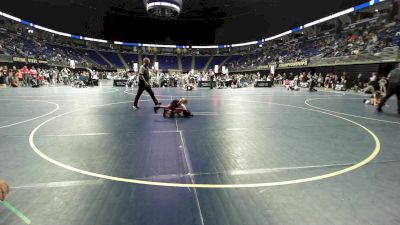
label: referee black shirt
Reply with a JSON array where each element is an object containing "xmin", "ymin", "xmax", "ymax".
[{"xmin": 139, "ymin": 65, "xmax": 150, "ymax": 85}]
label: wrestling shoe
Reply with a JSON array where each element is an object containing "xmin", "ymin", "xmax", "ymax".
[
  {"xmin": 163, "ymin": 109, "xmax": 167, "ymax": 118},
  {"xmin": 154, "ymin": 107, "xmax": 160, "ymax": 114}
]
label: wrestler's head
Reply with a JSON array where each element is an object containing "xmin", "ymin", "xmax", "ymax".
[{"xmin": 180, "ymin": 98, "xmax": 188, "ymax": 105}]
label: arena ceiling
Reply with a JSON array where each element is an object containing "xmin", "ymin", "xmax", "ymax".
[{"xmin": 2, "ymin": 0, "xmax": 368, "ymax": 45}]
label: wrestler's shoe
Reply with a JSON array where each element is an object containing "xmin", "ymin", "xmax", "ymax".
[
  {"xmin": 163, "ymin": 109, "xmax": 167, "ymax": 118},
  {"xmin": 154, "ymin": 107, "xmax": 160, "ymax": 114}
]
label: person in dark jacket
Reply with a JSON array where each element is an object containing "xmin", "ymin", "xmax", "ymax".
[
  {"xmin": 377, "ymin": 66, "xmax": 400, "ymax": 114},
  {"xmin": 133, "ymin": 58, "xmax": 161, "ymax": 110}
]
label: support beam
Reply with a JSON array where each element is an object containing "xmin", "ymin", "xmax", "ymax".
[
  {"xmin": 203, "ymin": 56, "xmax": 214, "ymax": 72},
  {"xmin": 117, "ymin": 52, "xmax": 129, "ymax": 70}
]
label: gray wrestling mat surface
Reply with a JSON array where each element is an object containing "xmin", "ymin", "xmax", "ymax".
[{"xmin": 0, "ymin": 85, "xmax": 399, "ymax": 225}]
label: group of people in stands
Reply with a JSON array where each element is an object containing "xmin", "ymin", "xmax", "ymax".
[
  {"xmin": 279, "ymin": 72, "xmax": 346, "ymax": 91},
  {"xmin": 127, "ymin": 70, "xmax": 253, "ymax": 89},
  {"xmin": 1, "ymin": 3, "xmax": 398, "ymax": 74},
  {"xmin": 228, "ymin": 10, "xmax": 400, "ymax": 71},
  {"xmin": 276, "ymin": 71, "xmax": 389, "ymax": 94},
  {"xmin": 0, "ymin": 65, "xmax": 99, "ymax": 88},
  {"xmin": 0, "ymin": 28, "xmax": 86, "ymax": 65}
]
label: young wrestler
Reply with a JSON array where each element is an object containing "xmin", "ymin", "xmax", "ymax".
[
  {"xmin": 154, "ymin": 98, "xmax": 194, "ymax": 118},
  {"xmin": 364, "ymin": 91, "xmax": 382, "ymax": 106},
  {"xmin": 0, "ymin": 178, "xmax": 9, "ymax": 201}
]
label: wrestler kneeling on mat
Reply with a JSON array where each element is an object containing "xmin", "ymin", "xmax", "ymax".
[{"xmin": 154, "ymin": 98, "xmax": 194, "ymax": 118}]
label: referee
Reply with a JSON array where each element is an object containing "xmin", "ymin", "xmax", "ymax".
[
  {"xmin": 209, "ymin": 69, "xmax": 215, "ymax": 90},
  {"xmin": 378, "ymin": 65, "xmax": 400, "ymax": 114},
  {"xmin": 133, "ymin": 57, "xmax": 161, "ymax": 110}
]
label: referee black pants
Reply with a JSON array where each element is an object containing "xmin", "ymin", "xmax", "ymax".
[
  {"xmin": 134, "ymin": 84, "xmax": 159, "ymax": 106},
  {"xmin": 378, "ymin": 86, "xmax": 400, "ymax": 113}
]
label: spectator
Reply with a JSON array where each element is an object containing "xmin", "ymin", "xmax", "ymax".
[
  {"xmin": 317, "ymin": 73, "xmax": 324, "ymax": 87},
  {"xmin": 309, "ymin": 75, "xmax": 318, "ymax": 92},
  {"xmin": 362, "ymin": 73, "xmax": 379, "ymax": 94},
  {"xmin": 379, "ymin": 76, "xmax": 387, "ymax": 94},
  {"xmin": 10, "ymin": 75, "xmax": 18, "ymax": 87},
  {"xmin": 0, "ymin": 69, "xmax": 5, "ymax": 88},
  {"xmin": 1, "ymin": 66, "xmax": 9, "ymax": 86},
  {"xmin": 324, "ymin": 74, "xmax": 331, "ymax": 88},
  {"xmin": 354, "ymin": 73, "xmax": 365, "ymax": 91},
  {"xmin": 21, "ymin": 66, "xmax": 31, "ymax": 86},
  {"xmin": 338, "ymin": 75, "xmax": 348, "ymax": 91}
]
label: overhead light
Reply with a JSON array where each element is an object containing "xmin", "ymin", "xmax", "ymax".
[{"xmin": 145, "ymin": 0, "xmax": 183, "ymax": 19}]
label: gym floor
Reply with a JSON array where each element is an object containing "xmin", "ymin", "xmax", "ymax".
[{"xmin": 0, "ymin": 84, "xmax": 399, "ymax": 225}]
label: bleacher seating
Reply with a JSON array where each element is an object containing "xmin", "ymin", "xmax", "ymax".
[
  {"xmin": 182, "ymin": 55, "xmax": 192, "ymax": 71},
  {"xmin": 0, "ymin": 9, "xmax": 399, "ymax": 71},
  {"xmin": 85, "ymin": 50, "xmax": 109, "ymax": 66},
  {"xmin": 100, "ymin": 51, "xmax": 124, "ymax": 68},
  {"xmin": 123, "ymin": 53, "xmax": 139, "ymax": 68},
  {"xmin": 46, "ymin": 44, "xmax": 84, "ymax": 63},
  {"xmin": 157, "ymin": 55, "xmax": 178, "ymax": 70},
  {"xmin": 224, "ymin": 55, "xmax": 243, "ymax": 68},
  {"xmin": 194, "ymin": 56, "xmax": 210, "ymax": 71},
  {"xmin": 206, "ymin": 56, "xmax": 226, "ymax": 70}
]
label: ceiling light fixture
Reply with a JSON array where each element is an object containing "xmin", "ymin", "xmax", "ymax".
[{"xmin": 144, "ymin": 0, "xmax": 183, "ymax": 19}]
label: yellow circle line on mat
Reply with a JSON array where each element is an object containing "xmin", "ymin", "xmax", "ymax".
[
  {"xmin": 29, "ymin": 99, "xmax": 380, "ymax": 189},
  {"xmin": 0, "ymin": 99, "xmax": 60, "ymax": 129}
]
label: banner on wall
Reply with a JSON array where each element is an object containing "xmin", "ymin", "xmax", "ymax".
[
  {"xmin": 278, "ymin": 60, "xmax": 308, "ymax": 68},
  {"xmin": 12, "ymin": 57, "xmax": 48, "ymax": 64},
  {"xmin": 257, "ymin": 63, "xmax": 277, "ymax": 70}
]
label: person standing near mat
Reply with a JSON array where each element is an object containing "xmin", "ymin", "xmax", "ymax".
[
  {"xmin": 133, "ymin": 57, "xmax": 161, "ymax": 110},
  {"xmin": 86, "ymin": 67, "xmax": 95, "ymax": 87},
  {"xmin": 209, "ymin": 69, "xmax": 215, "ymax": 90},
  {"xmin": 378, "ymin": 66, "xmax": 400, "ymax": 114},
  {"xmin": 0, "ymin": 179, "xmax": 10, "ymax": 201}
]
